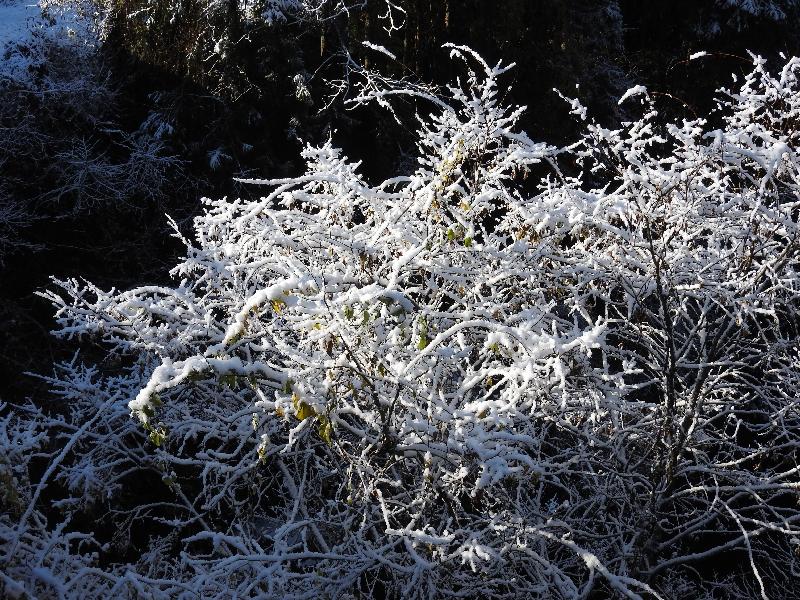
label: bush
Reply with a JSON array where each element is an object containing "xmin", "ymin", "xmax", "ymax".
[{"xmin": 6, "ymin": 47, "xmax": 800, "ymax": 599}]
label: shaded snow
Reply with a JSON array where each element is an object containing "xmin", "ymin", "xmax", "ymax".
[{"xmin": 0, "ymin": 0, "xmax": 39, "ymax": 49}]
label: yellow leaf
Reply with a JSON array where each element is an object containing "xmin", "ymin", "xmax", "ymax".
[
  {"xmin": 257, "ymin": 443, "xmax": 268, "ymax": 463},
  {"xmin": 293, "ymin": 393, "xmax": 316, "ymax": 420},
  {"xmin": 318, "ymin": 416, "xmax": 333, "ymax": 446},
  {"xmin": 296, "ymin": 402, "xmax": 315, "ymax": 421},
  {"xmin": 271, "ymin": 299, "xmax": 287, "ymax": 314}
]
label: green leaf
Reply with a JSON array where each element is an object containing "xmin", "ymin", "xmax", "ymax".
[
  {"xmin": 219, "ymin": 373, "xmax": 237, "ymax": 388},
  {"xmin": 417, "ymin": 316, "xmax": 429, "ymax": 350},
  {"xmin": 149, "ymin": 426, "xmax": 167, "ymax": 447},
  {"xmin": 185, "ymin": 369, "xmax": 207, "ymax": 383}
]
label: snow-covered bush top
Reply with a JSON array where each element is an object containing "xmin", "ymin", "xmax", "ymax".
[{"xmin": 6, "ymin": 48, "xmax": 800, "ymax": 599}]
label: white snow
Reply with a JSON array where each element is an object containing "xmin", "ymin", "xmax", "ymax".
[
  {"xmin": 617, "ymin": 84, "xmax": 648, "ymax": 105},
  {"xmin": 362, "ymin": 41, "xmax": 397, "ymax": 61}
]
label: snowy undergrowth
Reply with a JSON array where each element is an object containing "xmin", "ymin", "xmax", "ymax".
[{"xmin": 4, "ymin": 48, "xmax": 800, "ymax": 599}]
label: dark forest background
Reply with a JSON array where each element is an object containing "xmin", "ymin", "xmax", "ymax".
[{"xmin": 3, "ymin": 0, "xmax": 800, "ymax": 402}]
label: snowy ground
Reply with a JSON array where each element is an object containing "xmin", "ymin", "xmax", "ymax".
[
  {"xmin": 0, "ymin": 0, "xmax": 40, "ymax": 49},
  {"xmin": 1, "ymin": 0, "xmax": 95, "ymax": 83}
]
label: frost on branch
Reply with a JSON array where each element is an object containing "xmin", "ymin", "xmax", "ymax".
[{"xmin": 19, "ymin": 50, "xmax": 800, "ymax": 598}]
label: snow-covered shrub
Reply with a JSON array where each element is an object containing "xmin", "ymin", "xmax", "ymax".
[
  {"xmin": 0, "ymin": 400, "xmax": 113, "ymax": 599},
  {"xmin": 0, "ymin": 369, "xmax": 184, "ymax": 598},
  {"xmin": 542, "ymin": 54, "xmax": 800, "ymax": 595},
  {"xmin": 13, "ymin": 48, "xmax": 800, "ymax": 598}
]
